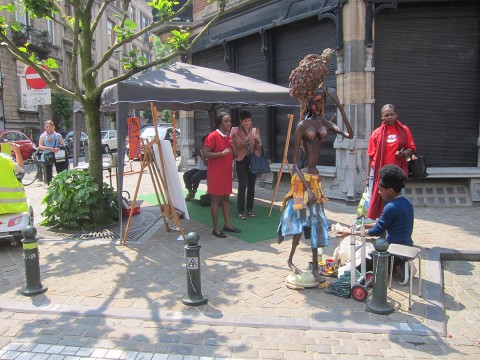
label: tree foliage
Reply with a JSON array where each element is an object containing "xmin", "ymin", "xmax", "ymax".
[
  {"xmin": 51, "ymin": 92, "xmax": 73, "ymax": 129},
  {"xmin": 0, "ymin": 0, "xmax": 226, "ymax": 222}
]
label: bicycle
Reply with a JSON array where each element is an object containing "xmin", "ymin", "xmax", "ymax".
[{"xmin": 22, "ymin": 149, "xmax": 45, "ymax": 186}]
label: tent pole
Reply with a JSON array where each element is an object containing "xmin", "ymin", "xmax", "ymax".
[{"xmin": 117, "ymin": 102, "xmax": 128, "ymax": 243}]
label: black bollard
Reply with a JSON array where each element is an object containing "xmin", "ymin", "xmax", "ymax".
[
  {"xmin": 367, "ymin": 238, "xmax": 393, "ymax": 315},
  {"xmin": 182, "ymin": 232, "xmax": 207, "ymax": 306},
  {"xmin": 38, "ymin": 162, "xmax": 44, "ymax": 182},
  {"xmin": 21, "ymin": 226, "xmax": 48, "ymax": 296}
]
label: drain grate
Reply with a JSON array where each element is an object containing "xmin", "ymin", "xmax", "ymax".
[{"xmin": 37, "ymin": 206, "xmax": 161, "ymax": 242}]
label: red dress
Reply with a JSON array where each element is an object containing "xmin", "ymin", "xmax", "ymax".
[{"xmin": 205, "ymin": 129, "xmax": 233, "ymax": 196}]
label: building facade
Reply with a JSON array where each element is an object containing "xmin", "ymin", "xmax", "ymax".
[
  {"xmin": 176, "ymin": 0, "xmax": 479, "ymax": 203},
  {"xmin": 0, "ymin": 0, "xmax": 154, "ymax": 143}
]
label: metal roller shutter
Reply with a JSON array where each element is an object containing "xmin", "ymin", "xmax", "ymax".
[
  {"xmin": 192, "ymin": 46, "xmax": 226, "ymax": 147},
  {"xmin": 233, "ymin": 34, "xmax": 269, "ymax": 151},
  {"xmin": 374, "ymin": 3, "xmax": 479, "ymax": 167},
  {"xmin": 273, "ymin": 17, "xmax": 337, "ymax": 165}
]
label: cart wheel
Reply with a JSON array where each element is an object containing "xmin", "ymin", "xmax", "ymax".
[
  {"xmin": 351, "ymin": 285, "xmax": 368, "ymax": 302},
  {"xmin": 365, "ymin": 271, "xmax": 374, "ymax": 287}
]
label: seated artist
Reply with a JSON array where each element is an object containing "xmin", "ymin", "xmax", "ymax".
[
  {"xmin": 184, "ymin": 135, "xmax": 208, "ymax": 201},
  {"xmin": 336, "ymin": 164, "xmax": 414, "ymax": 284}
]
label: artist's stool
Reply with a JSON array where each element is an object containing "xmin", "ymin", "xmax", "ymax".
[{"xmin": 388, "ymin": 244, "xmax": 422, "ymax": 310}]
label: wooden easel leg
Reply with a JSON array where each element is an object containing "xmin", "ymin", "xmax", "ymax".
[{"xmin": 147, "ymin": 160, "xmax": 171, "ymax": 231}]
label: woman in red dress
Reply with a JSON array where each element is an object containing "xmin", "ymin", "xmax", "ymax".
[{"xmin": 203, "ymin": 112, "xmax": 241, "ymax": 238}]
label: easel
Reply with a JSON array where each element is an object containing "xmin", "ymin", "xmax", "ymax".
[
  {"xmin": 122, "ymin": 103, "xmax": 186, "ymax": 245},
  {"xmin": 268, "ymin": 113, "xmax": 294, "ymax": 217}
]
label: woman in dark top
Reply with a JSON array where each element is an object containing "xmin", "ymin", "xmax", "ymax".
[{"xmin": 231, "ymin": 111, "xmax": 262, "ymax": 220}]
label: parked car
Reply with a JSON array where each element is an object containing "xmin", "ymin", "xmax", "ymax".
[
  {"xmin": 139, "ymin": 126, "xmax": 180, "ymax": 155},
  {"xmin": 101, "ymin": 130, "xmax": 118, "ymax": 154},
  {"xmin": 0, "ymin": 130, "xmax": 36, "ymax": 160},
  {"xmin": 125, "ymin": 125, "xmax": 181, "ymax": 158},
  {"xmin": 60, "ymin": 130, "xmax": 88, "ymax": 158}
]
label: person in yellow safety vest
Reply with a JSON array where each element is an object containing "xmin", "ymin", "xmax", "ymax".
[{"xmin": 0, "ymin": 142, "xmax": 28, "ymax": 215}]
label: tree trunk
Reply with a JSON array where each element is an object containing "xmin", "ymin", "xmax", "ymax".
[{"xmin": 84, "ymin": 102, "xmax": 105, "ymax": 220}]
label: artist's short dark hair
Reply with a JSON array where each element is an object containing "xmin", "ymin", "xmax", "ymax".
[
  {"xmin": 215, "ymin": 112, "xmax": 229, "ymax": 128},
  {"xmin": 379, "ymin": 164, "xmax": 407, "ymax": 193},
  {"xmin": 239, "ymin": 111, "xmax": 252, "ymax": 120}
]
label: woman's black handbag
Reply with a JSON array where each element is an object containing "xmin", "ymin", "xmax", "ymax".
[
  {"xmin": 408, "ymin": 153, "xmax": 428, "ymax": 179},
  {"xmin": 199, "ymin": 193, "xmax": 211, "ymax": 206},
  {"xmin": 249, "ymin": 148, "xmax": 271, "ymax": 175},
  {"xmin": 44, "ymin": 151, "xmax": 56, "ymax": 165}
]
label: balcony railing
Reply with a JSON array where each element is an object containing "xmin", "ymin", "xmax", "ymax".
[{"xmin": 11, "ymin": 26, "xmax": 52, "ymax": 49}]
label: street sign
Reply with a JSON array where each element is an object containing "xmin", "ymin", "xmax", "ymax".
[
  {"xmin": 25, "ymin": 89, "xmax": 51, "ymax": 106},
  {"xmin": 25, "ymin": 65, "xmax": 47, "ymax": 89}
]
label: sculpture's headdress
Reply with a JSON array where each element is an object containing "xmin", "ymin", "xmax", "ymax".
[
  {"xmin": 289, "ymin": 48, "xmax": 334, "ymax": 118},
  {"xmin": 289, "ymin": 48, "xmax": 334, "ymax": 101}
]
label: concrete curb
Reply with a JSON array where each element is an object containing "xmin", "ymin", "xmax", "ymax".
[
  {"xmin": 0, "ymin": 298, "xmax": 435, "ymax": 336},
  {"xmin": 424, "ymin": 248, "xmax": 480, "ymax": 337}
]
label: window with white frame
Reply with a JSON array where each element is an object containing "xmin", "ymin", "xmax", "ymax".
[
  {"xmin": 15, "ymin": 2, "xmax": 31, "ymax": 29},
  {"xmin": 16, "ymin": 61, "xmax": 37, "ymax": 112},
  {"xmin": 107, "ymin": 19, "xmax": 115, "ymax": 46},
  {"xmin": 47, "ymin": 18, "xmax": 54, "ymax": 44},
  {"xmin": 64, "ymin": 52, "xmax": 72, "ymax": 90},
  {"xmin": 129, "ymin": 5, "xmax": 136, "ymax": 22},
  {"xmin": 140, "ymin": 12, "xmax": 151, "ymax": 43}
]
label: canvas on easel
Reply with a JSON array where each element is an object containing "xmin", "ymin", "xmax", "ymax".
[
  {"xmin": 152, "ymin": 139, "xmax": 189, "ymax": 219},
  {"xmin": 122, "ymin": 103, "xmax": 186, "ymax": 245},
  {"xmin": 268, "ymin": 114, "xmax": 294, "ymax": 217}
]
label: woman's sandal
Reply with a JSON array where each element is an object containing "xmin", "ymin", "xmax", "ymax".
[
  {"xmin": 212, "ymin": 230, "xmax": 227, "ymax": 238},
  {"xmin": 247, "ymin": 211, "xmax": 256, "ymax": 218},
  {"xmin": 223, "ymin": 226, "xmax": 241, "ymax": 233},
  {"xmin": 238, "ymin": 213, "xmax": 247, "ymax": 220}
]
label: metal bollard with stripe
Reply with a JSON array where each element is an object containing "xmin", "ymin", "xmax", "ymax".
[
  {"xmin": 182, "ymin": 232, "xmax": 207, "ymax": 306},
  {"xmin": 367, "ymin": 237, "xmax": 393, "ymax": 315},
  {"xmin": 21, "ymin": 226, "xmax": 48, "ymax": 296}
]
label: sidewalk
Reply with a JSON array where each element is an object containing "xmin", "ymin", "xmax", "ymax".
[{"xmin": 1, "ymin": 159, "xmax": 480, "ymax": 359}]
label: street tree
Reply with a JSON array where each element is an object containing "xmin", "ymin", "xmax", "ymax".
[{"xmin": 0, "ymin": 0, "xmax": 226, "ymax": 219}]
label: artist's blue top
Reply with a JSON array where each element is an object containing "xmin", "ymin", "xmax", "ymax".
[{"xmin": 368, "ymin": 196, "xmax": 414, "ymax": 246}]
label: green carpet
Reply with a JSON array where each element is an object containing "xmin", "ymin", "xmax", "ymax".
[{"xmin": 137, "ymin": 190, "xmax": 281, "ymax": 243}]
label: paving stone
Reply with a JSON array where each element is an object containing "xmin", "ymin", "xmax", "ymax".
[
  {"xmin": 30, "ymin": 354, "xmax": 50, "ymax": 360},
  {"xmin": 257, "ymin": 349, "xmax": 285, "ymax": 359},
  {"xmin": 1, "ymin": 165, "xmax": 480, "ymax": 359},
  {"xmin": 381, "ymin": 348, "xmax": 406, "ymax": 357}
]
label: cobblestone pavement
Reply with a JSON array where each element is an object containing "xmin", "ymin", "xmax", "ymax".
[{"xmin": 0, "ymin": 158, "xmax": 479, "ymax": 359}]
